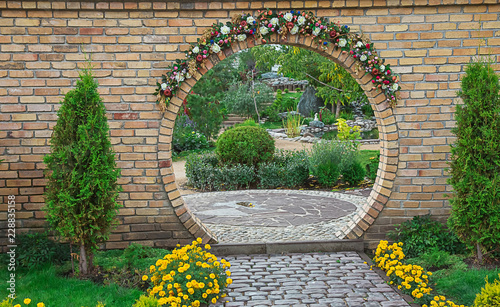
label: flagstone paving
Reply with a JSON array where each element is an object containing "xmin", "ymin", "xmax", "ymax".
[
  {"xmin": 215, "ymin": 252, "xmax": 410, "ymax": 307},
  {"xmin": 183, "ymin": 189, "xmax": 371, "ymax": 243}
]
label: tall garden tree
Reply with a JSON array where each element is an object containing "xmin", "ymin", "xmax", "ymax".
[
  {"xmin": 448, "ymin": 59, "xmax": 500, "ymax": 262},
  {"xmin": 44, "ymin": 62, "xmax": 121, "ymax": 275}
]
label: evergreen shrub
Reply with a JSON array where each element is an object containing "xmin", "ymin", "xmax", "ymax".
[
  {"xmin": 309, "ymin": 141, "xmax": 359, "ymax": 187},
  {"xmin": 257, "ymin": 150, "xmax": 309, "ymax": 188},
  {"xmin": 388, "ymin": 215, "xmax": 466, "ymax": 258},
  {"xmin": 43, "ymin": 62, "xmax": 121, "ymax": 275},
  {"xmin": 185, "ymin": 154, "xmax": 255, "ymax": 191},
  {"xmin": 341, "ymin": 160, "xmax": 366, "ymax": 186},
  {"xmin": 216, "ymin": 126, "xmax": 275, "ymax": 166},
  {"xmin": 447, "ymin": 59, "xmax": 500, "ymax": 260}
]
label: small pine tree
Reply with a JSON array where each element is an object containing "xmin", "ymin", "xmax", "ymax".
[
  {"xmin": 448, "ymin": 58, "xmax": 500, "ymax": 262},
  {"xmin": 44, "ymin": 61, "xmax": 121, "ymax": 275}
]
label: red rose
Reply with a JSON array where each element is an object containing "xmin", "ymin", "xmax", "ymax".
[
  {"xmin": 366, "ymin": 43, "xmax": 370, "ymax": 49},
  {"xmin": 387, "ymin": 70, "xmax": 391, "ymax": 75},
  {"xmin": 164, "ymin": 89, "xmax": 172, "ymax": 97},
  {"xmin": 286, "ymin": 22, "xmax": 294, "ymax": 30},
  {"xmin": 329, "ymin": 30, "xmax": 337, "ymax": 38},
  {"xmin": 241, "ymin": 20, "xmax": 247, "ymax": 27},
  {"xmin": 196, "ymin": 55, "xmax": 203, "ymax": 62},
  {"xmin": 372, "ymin": 68, "xmax": 379, "ymax": 75}
]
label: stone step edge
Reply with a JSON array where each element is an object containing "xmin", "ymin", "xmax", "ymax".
[{"xmin": 211, "ymin": 239, "xmax": 364, "ymax": 256}]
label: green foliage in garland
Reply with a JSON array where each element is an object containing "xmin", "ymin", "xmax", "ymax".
[
  {"xmin": 447, "ymin": 59, "xmax": 500, "ymax": 261},
  {"xmin": 43, "ymin": 62, "xmax": 121, "ymax": 275}
]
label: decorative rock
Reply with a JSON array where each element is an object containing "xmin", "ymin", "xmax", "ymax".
[
  {"xmin": 261, "ymin": 72, "xmax": 280, "ymax": 79},
  {"xmin": 308, "ymin": 120, "xmax": 325, "ymax": 128},
  {"xmin": 297, "ymin": 86, "xmax": 324, "ymax": 117}
]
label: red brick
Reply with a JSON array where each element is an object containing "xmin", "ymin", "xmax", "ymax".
[
  {"xmin": 80, "ymin": 28, "xmax": 104, "ymax": 35},
  {"xmin": 113, "ymin": 113, "xmax": 139, "ymax": 120}
]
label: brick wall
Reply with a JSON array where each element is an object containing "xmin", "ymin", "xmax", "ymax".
[{"xmin": 0, "ymin": 0, "xmax": 499, "ymax": 249}]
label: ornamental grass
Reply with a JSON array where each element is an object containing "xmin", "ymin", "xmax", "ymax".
[
  {"xmin": 142, "ymin": 238, "xmax": 231, "ymax": 307},
  {"xmin": 373, "ymin": 240, "xmax": 466, "ymax": 307}
]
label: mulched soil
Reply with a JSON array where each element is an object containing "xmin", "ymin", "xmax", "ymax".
[{"xmin": 464, "ymin": 256, "xmax": 500, "ymax": 270}]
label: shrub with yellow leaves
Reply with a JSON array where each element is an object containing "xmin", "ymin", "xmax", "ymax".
[
  {"xmin": 473, "ymin": 274, "xmax": 500, "ymax": 307},
  {"xmin": 142, "ymin": 238, "xmax": 231, "ymax": 307},
  {"xmin": 372, "ymin": 240, "xmax": 466, "ymax": 307}
]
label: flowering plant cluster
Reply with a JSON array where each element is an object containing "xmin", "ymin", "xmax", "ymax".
[
  {"xmin": 0, "ymin": 298, "xmax": 45, "ymax": 307},
  {"xmin": 142, "ymin": 238, "xmax": 231, "ymax": 307},
  {"xmin": 372, "ymin": 240, "xmax": 466, "ymax": 307},
  {"xmin": 155, "ymin": 10, "xmax": 400, "ymax": 108},
  {"xmin": 1, "ymin": 297, "xmax": 105, "ymax": 307}
]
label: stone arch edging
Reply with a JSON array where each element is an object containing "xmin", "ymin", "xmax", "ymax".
[{"xmin": 157, "ymin": 15, "xmax": 400, "ymax": 245}]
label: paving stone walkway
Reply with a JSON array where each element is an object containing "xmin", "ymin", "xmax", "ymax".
[
  {"xmin": 183, "ymin": 190, "xmax": 371, "ymax": 243},
  {"xmin": 215, "ymin": 252, "xmax": 410, "ymax": 307}
]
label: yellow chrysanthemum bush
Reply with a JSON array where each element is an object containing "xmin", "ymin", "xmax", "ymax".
[
  {"xmin": 142, "ymin": 238, "xmax": 231, "ymax": 307},
  {"xmin": 372, "ymin": 240, "xmax": 466, "ymax": 307}
]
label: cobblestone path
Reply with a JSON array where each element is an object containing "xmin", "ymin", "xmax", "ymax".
[
  {"xmin": 183, "ymin": 190, "xmax": 371, "ymax": 243},
  {"xmin": 215, "ymin": 252, "xmax": 409, "ymax": 307}
]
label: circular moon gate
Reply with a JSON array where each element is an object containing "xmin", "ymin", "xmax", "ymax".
[{"xmin": 157, "ymin": 31, "xmax": 399, "ymax": 245}]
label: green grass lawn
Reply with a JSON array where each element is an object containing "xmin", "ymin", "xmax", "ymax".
[
  {"xmin": 259, "ymin": 121, "xmax": 283, "ymax": 130},
  {"xmin": 1, "ymin": 265, "xmax": 142, "ymax": 307},
  {"xmin": 432, "ymin": 268, "xmax": 500, "ymax": 306},
  {"xmin": 0, "ymin": 246, "xmax": 172, "ymax": 307}
]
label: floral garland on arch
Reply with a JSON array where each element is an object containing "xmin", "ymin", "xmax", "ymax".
[{"xmin": 154, "ymin": 9, "xmax": 400, "ymax": 109}]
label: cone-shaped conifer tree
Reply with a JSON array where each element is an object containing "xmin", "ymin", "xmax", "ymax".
[
  {"xmin": 448, "ymin": 58, "xmax": 500, "ymax": 262},
  {"xmin": 44, "ymin": 61, "xmax": 121, "ymax": 275}
]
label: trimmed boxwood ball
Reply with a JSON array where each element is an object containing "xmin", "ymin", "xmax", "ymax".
[{"xmin": 216, "ymin": 126, "xmax": 275, "ymax": 166}]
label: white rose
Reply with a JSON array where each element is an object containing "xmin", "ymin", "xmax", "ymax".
[
  {"xmin": 186, "ymin": 73, "xmax": 191, "ymax": 79},
  {"xmin": 360, "ymin": 54, "xmax": 367, "ymax": 61},
  {"xmin": 356, "ymin": 41, "xmax": 363, "ymax": 48},
  {"xmin": 380, "ymin": 64, "xmax": 385, "ymax": 72},
  {"xmin": 260, "ymin": 26, "xmax": 269, "ymax": 35},
  {"xmin": 382, "ymin": 84, "xmax": 387, "ymax": 90},
  {"xmin": 192, "ymin": 46, "xmax": 199, "ymax": 54},
  {"xmin": 338, "ymin": 38, "xmax": 347, "ymax": 47},
  {"xmin": 175, "ymin": 74, "xmax": 185, "ymax": 82},
  {"xmin": 237, "ymin": 34, "xmax": 246, "ymax": 42},
  {"xmin": 247, "ymin": 16, "xmax": 255, "ymax": 24},
  {"xmin": 161, "ymin": 83, "xmax": 167, "ymax": 90},
  {"xmin": 392, "ymin": 83, "xmax": 399, "ymax": 91},
  {"xmin": 312, "ymin": 27, "xmax": 321, "ymax": 36},
  {"xmin": 221, "ymin": 25, "xmax": 231, "ymax": 35},
  {"xmin": 211, "ymin": 43, "xmax": 221, "ymax": 53},
  {"xmin": 297, "ymin": 15, "xmax": 306, "ymax": 25},
  {"xmin": 270, "ymin": 17, "xmax": 279, "ymax": 26},
  {"xmin": 290, "ymin": 25, "xmax": 299, "ymax": 35},
  {"xmin": 284, "ymin": 12, "xmax": 293, "ymax": 22}
]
